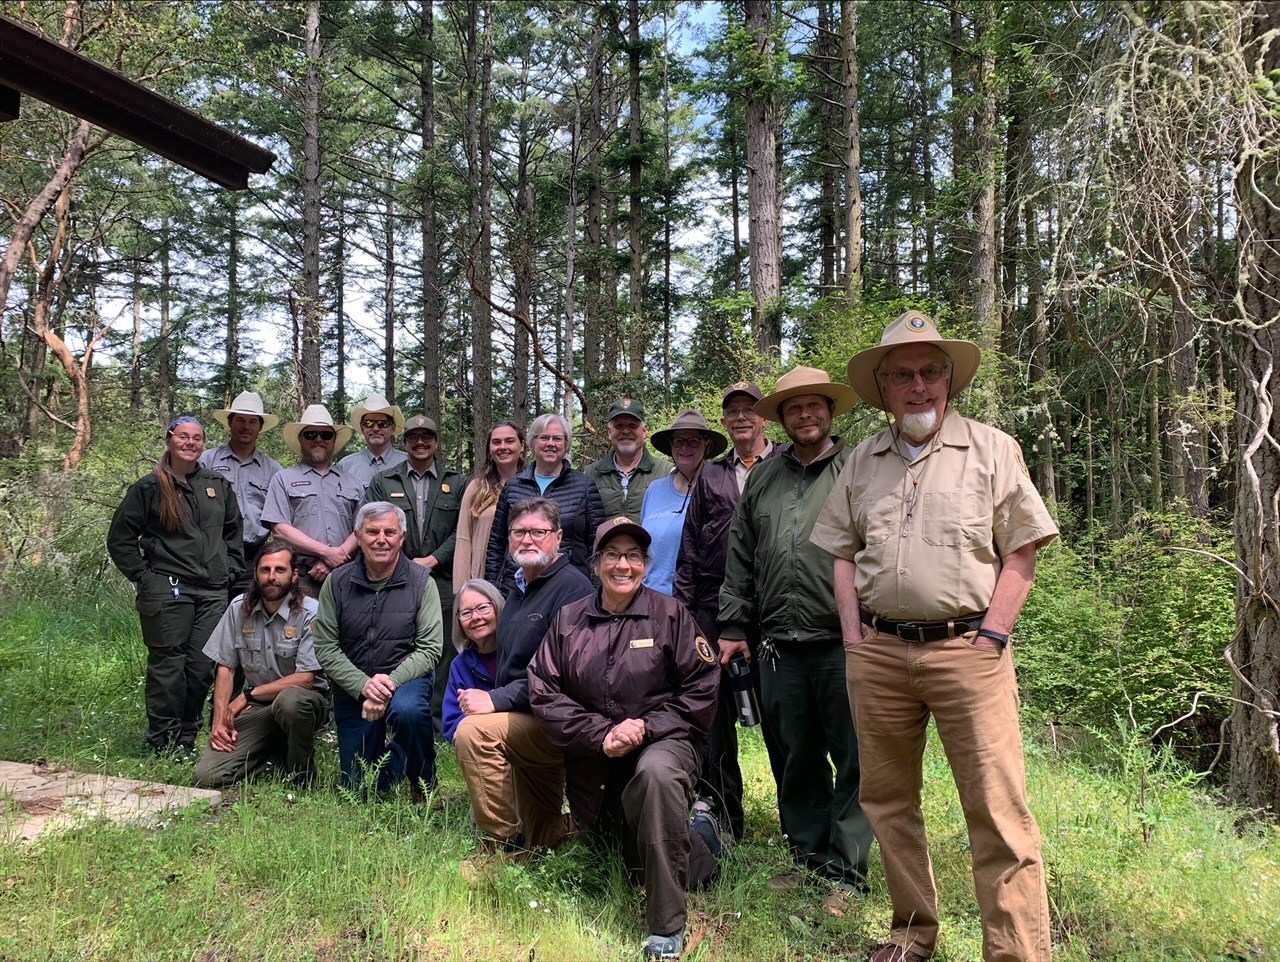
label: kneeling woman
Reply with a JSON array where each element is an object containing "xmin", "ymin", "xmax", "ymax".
[{"xmin": 529, "ymin": 518, "xmax": 722, "ymax": 961}]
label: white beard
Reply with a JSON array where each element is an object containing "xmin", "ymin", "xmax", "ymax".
[{"xmin": 900, "ymin": 410, "xmax": 938, "ymax": 441}]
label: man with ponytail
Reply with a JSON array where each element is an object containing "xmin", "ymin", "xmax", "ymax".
[{"xmin": 109, "ymin": 416, "xmax": 245, "ymax": 756}]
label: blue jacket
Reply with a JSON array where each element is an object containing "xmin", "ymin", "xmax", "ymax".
[{"xmin": 441, "ymin": 646, "xmax": 496, "ymax": 742}]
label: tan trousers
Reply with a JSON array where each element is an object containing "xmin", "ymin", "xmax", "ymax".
[
  {"xmin": 453, "ymin": 711, "xmax": 571, "ymax": 848},
  {"xmin": 846, "ymin": 629, "xmax": 1051, "ymax": 962}
]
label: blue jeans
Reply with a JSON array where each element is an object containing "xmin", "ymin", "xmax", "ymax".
[{"xmin": 333, "ymin": 675, "xmax": 436, "ymax": 793}]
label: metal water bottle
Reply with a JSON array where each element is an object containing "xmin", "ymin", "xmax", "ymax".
[{"xmin": 728, "ymin": 653, "xmax": 760, "ymax": 727}]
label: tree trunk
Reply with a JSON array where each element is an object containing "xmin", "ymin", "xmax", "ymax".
[
  {"xmin": 383, "ymin": 178, "xmax": 396, "ymax": 400},
  {"xmin": 745, "ymin": 0, "xmax": 781, "ymax": 355},
  {"xmin": 299, "ymin": 0, "xmax": 324, "ymax": 405},
  {"xmin": 627, "ymin": 0, "xmax": 645, "ymax": 377},
  {"xmin": 1229, "ymin": 0, "xmax": 1280, "ymax": 818},
  {"xmin": 420, "ymin": 0, "xmax": 442, "ymax": 424},
  {"xmin": 563, "ymin": 99, "xmax": 580, "ymax": 424},
  {"xmin": 841, "ymin": 0, "xmax": 862, "ymax": 306},
  {"xmin": 131, "ymin": 257, "xmax": 144, "ymax": 412},
  {"xmin": 970, "ymin": 2, "xmax": 999, "ymax": 336},
  {"xmin": 512, "ymin": 147, "xmax": 533, "ymax": 432},
  {"xmin": 158, "ymin": 217, "xmax": 173, "ymax": 425},
  {"xmin": 583, "ymin": 16, "xmax": 604, "ymax": 408},
  {"xmin": 224, "ymin": 194, "xmax": 241, "ymax": 403},
  {"xmin": 1023, "ymin": 201, "xmax": 1055, "ymax": 500},
  {"xmin": 333, "ymin": 204, "xmax": 346, "ymax": 422},
  {"xmin": 468, "ymin": 1, "xmax": 494, "ymax": 462}
]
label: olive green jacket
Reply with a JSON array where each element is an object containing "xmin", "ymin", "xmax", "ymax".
[
  {"xmin": 584, "ymin": 449, "xmax": 672, "ymax": 522},
  {"xmin": 363, "ymin": 461, "xmax": 468, "ymax": 579},
  {"xmin": 718, "ymin": 439, "xmax": 850, "ymax": 644}
]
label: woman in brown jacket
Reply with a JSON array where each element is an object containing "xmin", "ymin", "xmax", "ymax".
[{"xmin": 528, "ymin": 517, "xmax": 722, "ymax": 961}]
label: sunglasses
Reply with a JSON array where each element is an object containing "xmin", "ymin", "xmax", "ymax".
[
  {"xmin": 300, "ymin": 430, "xmax": 336, "ymax": 441},
  {"xmin": 361, "ymin": 417, "xmax": 392, "ymax": 429}
]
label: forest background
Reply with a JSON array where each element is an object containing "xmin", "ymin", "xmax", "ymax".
[{"xmin": 2, "ymin": 0, "xmax": 1280, "ymax": 853}]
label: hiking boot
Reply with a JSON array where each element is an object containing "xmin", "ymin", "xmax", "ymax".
[
  {"xmin": 690, "ymin": 809, "xmax": 724, "ymax": 860},
  {"xmin": 642, "ymin": 929, "xmax": 685, "ymax": 960},
  {"xmin": 868, "ymin": 941, "xmax": 931, "ymax": 962},
  {"xmin": 821, "ymin": 881, "xmax": 863, "ymax": 918}
]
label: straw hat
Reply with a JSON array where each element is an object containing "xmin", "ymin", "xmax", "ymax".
[
  {"xmin": 650, "ymin": 409, "xmax": 729, "ymax": 459},
  {"xmin": 845, "ymin": 310, "xmax": 982, "ymax": 411},
  {"xmin": 212, "ymin": 391, "xmax": 279, "ymax": 432},
  {"xmin": 282, "ymin": 404, "xmax": 354, "ymax": 456},
  {"xmin": 350, "ymin": 393, "xmax": 406, "ymax": 433},
  {"xmin": 754, "ymin": 367, "xmax": 859, "ymax": 423}
]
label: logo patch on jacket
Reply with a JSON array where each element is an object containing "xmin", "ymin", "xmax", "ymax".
[{"xmin": 695, "ymin": 636, "xmax": 716, "ymax": 665}]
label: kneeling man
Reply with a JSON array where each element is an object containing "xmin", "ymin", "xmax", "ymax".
[
  {"xmin": 194, "ymin": 541, "xmax": 329, "ymax": 788},
  {"xmin": 313, "ymin": 501, "xmax": 442, "ymax": 797}
]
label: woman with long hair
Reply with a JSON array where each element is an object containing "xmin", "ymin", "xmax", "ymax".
[
  {"xmin": 453, "ymin": 423, "xmax": 525, "ymax": 595},
  {"xmin": 108, "ymin": 416, "xmax": 244, "ymax": 756}
]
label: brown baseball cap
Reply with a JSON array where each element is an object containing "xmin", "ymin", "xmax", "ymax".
[
  {"xmin": 722, "ymin": 381, "xmax": 763, "ymax": 407},
  {"xmin": 593, "ymin": 516, "xmax": 652, "ymax": 552}
]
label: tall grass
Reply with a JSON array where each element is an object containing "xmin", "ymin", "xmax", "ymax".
[{"xmin": 1, "ymin": 589, "xmax": 1277, "ymax": 961}]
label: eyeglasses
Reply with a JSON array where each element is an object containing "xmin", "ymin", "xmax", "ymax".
[
  {"xmin": 603, "ymin": 549, "xmax": 645, "ymax": 565},
  {"xmin": 361, "ymin": 417, "xmax": 392, "ymax": 429},
  {"xmin": 671, "ymin": 436, "xmax": 706, "ymax": 449},
  {"xmin": 535, "ymin": 434, "xmax": 565, "ymax": 444},
  {"xmin": 510, "ymin": 526, "xmax": 555, "ymax": 542},
  {"xmin": 881, "ymin": 365, "xmax": 949, "ymax": 388},
  {"xmin": 723, "ymin": 406, "xmax": 756, "ymax": 420},
  {"xmin": 458, "ymin": 602, "xmax": 494, "ymax": 622},
  {"xmin": 300, "ymin": 430, "xmax": 336, "ymax": 441},
  {"xmin": 406, "ymin": 433, "xmax": 436, "ymax": 443},
  {"xmin": 170, "ymin": 433, "xmax": 204, "ymax": 445}
]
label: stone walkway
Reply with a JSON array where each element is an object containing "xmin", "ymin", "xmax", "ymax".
[{"xmin": 0, "ymin": 760, "xmax": 221, "ymax": 843}]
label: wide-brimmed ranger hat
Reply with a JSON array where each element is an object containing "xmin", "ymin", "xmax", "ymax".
[
  {"xmin": 593, "ymin": 516, "xmax": 652, "ymax": 553},
  {"xmin": 350, "ymin": 394, "xmax": 406, "ymax": 433},
  {"xmin": 754, "ymin": 366, "xmax": 859, "ymax": 423},
  {"xmin": 213, "ymin": 391, "xmax": 279, "ymax": 432},
  {"xmin": 846, "ymin": 310, "xmax": 982, "ymax": 411},
  {"xmin": 651, "ymin": 409, "xmax": 729, "ymax": 459},
  {"xmin": 283, "ymin": 404, "xmax": 354, "ymax": 456}
]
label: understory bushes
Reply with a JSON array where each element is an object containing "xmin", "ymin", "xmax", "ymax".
[{"xmin": 1016, "ymin": 505, "xmax": 1235, "ymax": 763}]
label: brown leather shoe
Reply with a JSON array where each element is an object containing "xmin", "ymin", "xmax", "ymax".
[{"xmin": 868, "ymin": 942, "xmax": 931, "ymax": 962}]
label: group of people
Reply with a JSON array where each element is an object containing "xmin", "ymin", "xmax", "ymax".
[{"xmin": 106, "ymin": 311, "xmax": 1058, "ymax": 962}]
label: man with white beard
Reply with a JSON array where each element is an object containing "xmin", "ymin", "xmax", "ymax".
[{"xmin": 811, "ymin": 310, "xmax": 1059, "ymax": 962}]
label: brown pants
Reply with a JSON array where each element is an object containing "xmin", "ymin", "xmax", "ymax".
[
  {"xmin": 453, "ymin": 711, "xmax": 571, "ymax": 849},
  {"xmin": 593, "ymin": 739, "xmax": 719, "ymax": 937},
  {"xmin": 847, "ymin": 629, "xmax": 1050, "ymax": 961}
]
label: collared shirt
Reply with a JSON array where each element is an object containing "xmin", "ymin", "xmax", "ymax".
[
  {"xmin": 200, "ymin": 445, "xmax": 284, "ymax": 543},
  {"xmin": 729, "ymin": 439, "xmax": 774, "ymax": 494},
  {"xmin": 810, "ymin": 414, "xmax": 1059, "ymax": 621},
  {"xmin": 407, "ymin": 461, "xmax": 439, "ymax": 541},
  {"xmin": 337, "ymin": 447, "xmax": 409, "ymax": 487},
  {"xmin": 261, "ymin": 464, "xmax": 365, "ymax": 551},
  {"xmin": 202, "ymin": 591, "xmax": 326, "ymax": 691}
]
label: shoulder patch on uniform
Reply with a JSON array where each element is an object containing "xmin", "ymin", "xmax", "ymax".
[{"xmin": 695, "ymin": 636, "xmax": 716, "ymax": 665}]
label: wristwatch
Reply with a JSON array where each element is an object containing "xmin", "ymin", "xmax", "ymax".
[{"xmin": 243, "ymin": 686, "xmax": 267, "ymax": 705}]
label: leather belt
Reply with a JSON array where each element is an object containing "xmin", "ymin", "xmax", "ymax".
[{"xmin": 860, "ymin": 607, "xmax": 986, "ymax": 643}]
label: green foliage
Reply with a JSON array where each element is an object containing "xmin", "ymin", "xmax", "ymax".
[{"xmin": 1017, "ymin": 507, "xmax": 1234, "ymax": 744}]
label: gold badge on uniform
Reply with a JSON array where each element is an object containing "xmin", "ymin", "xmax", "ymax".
[
  {"xmin": 695, "ymin": 636, "xmax": 716, "ymax": 665},
  {"xmin": 206, "ymin": 487, "xmax": 217, "ymax": 498},
  {"xmin": 441, "ymin": 483, "xmax": 451, "ymax": 493},
  {"xmin": 629, "ymin": 638, "xmax": 655, "ymax": 649},
  {"xmin": 284, "ymin": 626, "xmax": 297, "ymax": 639}
]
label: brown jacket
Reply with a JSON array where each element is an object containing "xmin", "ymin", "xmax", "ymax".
[{"xmin": 527, "ymin": 587, "xmax": 720, "ymax": 829}]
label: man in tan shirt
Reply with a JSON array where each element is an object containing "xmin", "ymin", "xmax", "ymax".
[{"xmin": 811, "ymin": 310, "xmax": 1059, "ymax": 962}]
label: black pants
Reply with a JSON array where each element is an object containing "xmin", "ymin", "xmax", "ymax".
[{"xmin": 692, "ymin": 606, "xmax": 786, "ymax": 841}]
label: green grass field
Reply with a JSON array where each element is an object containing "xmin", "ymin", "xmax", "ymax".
[{"xmin": 0, "ymin": 590, "xmax": 1277, "ymax": 961}]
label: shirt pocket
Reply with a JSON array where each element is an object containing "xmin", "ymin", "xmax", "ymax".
[
  {"xmin": 236, "ymin": 633, "xmax": 269, "ymax": 676},
  {"xmin": 290, "ymin": 489, "xmax": 321, "ymax": 527},
  {"xmin": 922, "ymin": 491, "xmax": 992, "ymax": 548},
  {"xmin": 853, "ymin": 498, "xmax": 898, "ymax": 545},
  {"xmin": 245, "ymin": 478, "xmax": 270, "ymax": 514},
  {"xmin": 275, "ymin": 640, "xmax": 300, "ymax": 676}
]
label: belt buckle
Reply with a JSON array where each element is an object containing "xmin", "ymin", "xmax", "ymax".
[{"xmin": 898, "ymin": 623, "xmax": 926, "ymax": 643}]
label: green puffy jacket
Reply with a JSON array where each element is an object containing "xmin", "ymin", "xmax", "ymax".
[{"xmin": 718, "ymin": 439, "xmax": 849, "ymax": 644}]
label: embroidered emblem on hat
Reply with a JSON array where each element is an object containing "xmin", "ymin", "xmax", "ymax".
[
  {"xmin": 285, "ymin": 626, "xmax": 297, "ymax": 639},
  {"xmin": 206, "ymin": 487, "xmax": 217, "ymax": 498},
  {"xmin": 622, "ymin": 398, "xmax": 633, "ymax": 408},
  {"xmin": 733, "ymin": 381, "xmax": 748, "ymax": 390},
  {"xmin": 441, "ymin": 483, "xmax": 451, "ymax": 493},
  {"xmin": 695, "ymin": 636, "xmax": 716, "ymax": 665},
  {"xmin": 612, "ymin": 516, "xmax": 628, "ymax": 527},
  {"xmin": 906, "ymin": 313, "xmax": 930, "ymax": 332}
]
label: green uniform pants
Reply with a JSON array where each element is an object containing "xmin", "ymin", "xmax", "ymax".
[
  {"xmin": 193, "ymin": 687, "xmax": 330, "ymax": 787},
  {"xmin": 758, "ymin": 638, "xmax": 874, "ymax": 886}
]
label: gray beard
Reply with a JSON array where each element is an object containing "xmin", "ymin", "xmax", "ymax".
[{"xmin": 900, "ymin": 410, "xmax": 938, "ymax": 441}]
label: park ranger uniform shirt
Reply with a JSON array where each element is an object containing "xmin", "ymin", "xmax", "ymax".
[
  {"xmin": 810, "ymin": 413, "xmax": 1059, "ymax": 621},
  {"xmin": 337, "ymin": 447, "xmax": 409, "ymax": 488},
  {"xmin": 202, "ymin": 591, "xmax": 328, "ymax": 692},
  {"xmin": 200, "ymin": 446, "xmax": 283, "ymax": 543},
  {"xmin": 261, "ymin": 464, "xmax": 365, "ymax": 550}
]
